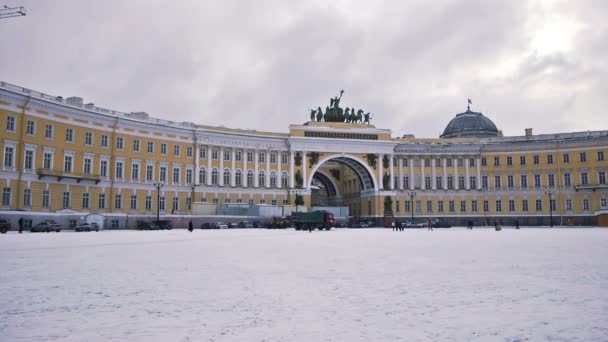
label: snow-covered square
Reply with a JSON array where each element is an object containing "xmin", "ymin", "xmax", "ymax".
[{"xmin": 1, "ymin": 228, "xmax": 607, "ymax": 341}]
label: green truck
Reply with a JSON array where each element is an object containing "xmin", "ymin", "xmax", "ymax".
[{"xmin": 290, "ymin": 210, "xmax": 335, "ymax": 231}]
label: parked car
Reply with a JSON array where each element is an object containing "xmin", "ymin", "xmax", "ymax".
[
  {"xmin": 136, "ymin": 221, "xmax": 160, "ymax": 230},
  {"xmin": 31, "ymin": 221, "xmax": 54, "ymax": 233},
  {"xmin": 238, "ymin": 221, "xmax": 254, "ymax": 228},
  {"xmin": 90, "ymin": 222, "xmax": 100, "ymax": 231},
  {"xmin": 348, "ymin": 221, "xmax": 369, "ymax": 228},
  {"xmin": 217, "ymin": 222, "xmax": 228, "ymax": 229},
  {"xmin": 0, "ymin": 218, "xmax": 11, "ymax": 233},
  {"xmin": 75, "ymin": 223, "xmax": 99, "ymax": 232},
  {"xmin": 201, "ymin": 222, "xmax": 219, "ymax": 229},
  {"xmin": 157, "ymin": 220, "xmax": 173, "ymax": 230},
  {"xmin": 44, "ymin": 219, "xmax": 62, "ymax": 232},
  {"xmin": 403, "ymin": 221, "xmax": 425, "ymax": 228},
  {"xmin": 431, "ymin": 219, "xmax": 452, "ymax": 228},
  {"xmin": 228, "ymin": 222, "xmax": 239, "ymax": 228}
]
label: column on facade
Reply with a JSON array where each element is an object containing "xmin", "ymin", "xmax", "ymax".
[
  {"xmin": 265, "ymin": 149, "xmax": 271, "ymax": 188},
  {"xmin": 476, "ymin": 156, "xmax": 482, "ymax": 190},
  {"xmin": 254, "ymin": 149, "xmax": 259, "ymax": 188},
  {"xmin": 420, "ymin": 157, "xmax": 425, "ymax": 190},
  {"xmin": 289, "ymin": 151, "xmax": 295, "ymax": 188},
  {"xmin": 231, "ymin": 148, "xmax": 236, "ymax": 187},
  {"xmin": 378, "ymin": 153, "xmax": 384, "ymax": 190},
  {"xmin": 219, "ymin": 146, "xmax": 225, "ymax": 186},
  {"xmin": 302, "ymin": 151, "xmax": 307, "ymax": 189},
  {"xmin": 431, "ymin": 157, "xmax": 437, "ymax": 190},
  {"xmin": 399, "ymin": 157, "xmax": 404, "ymax": 190},
  {"xmin": 454, "ymin": 156, "xmax": 459, "ymax": 190},
  {"xmin": 207, "ymin": 144, "xmax": 212, "ymax": 185},
  {"xmin": 442, "ymin": 157, "xmax": 448, "ymax": 190},
  {"xmin": 195, "ymin": 144, "xmax": 200, "ymax": 185},
  {"xmin": 243, "ymin": 149, "xmax": 248, "ymax": 188},
  {"xmin": 409, "ymin": 157, "xmax": 414, "ymax": 190},
  {"xmin": 277, "ymin": 151, "xmax": 282, "ymax": 188},
  {"xmin": 465, "ymin": 155, "xmax": 470, "ymax": 189},
  {"xmin": 389, "ymin": 154, "xmax": 394, "ymax": 190}
]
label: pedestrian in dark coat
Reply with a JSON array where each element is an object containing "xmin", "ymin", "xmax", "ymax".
[
  {"xmin": 18, "ymin": 217, "xmax": 24, "ymax": 234},
  {"xmin": 188, "ymin": 221, "xmax": 193, "ymax": 232},
  {"xmin": 515, "ymin": 219, "xmax": 520, "ymax": 229},
  {"xmin": 427, "ymin": 218, "xmax": 433, "ymax": 231}
]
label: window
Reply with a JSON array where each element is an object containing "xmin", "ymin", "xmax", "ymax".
[
  {"xmin": 23, "ymin": 188, "xmax": 31, "ymax": 207},
  {"xmin": 566, "ymin": 199, "xmax": 572, "ymax": 211},
  {"xmin": 258, "ymin": 171, "xmax": 266, "ymax": 187},
  {"xmin": 115, "ymin": 161, "xmax": 123, "ymax": 179},
  {"xmin": 437, "ymin": 200, "xmax": 444, "ymax": 212},
  {"xmin": 146, "ymin": 165, "xmax": 153, "ymax": 181},
  {"xmin": 147, "ymin": 142, "xmax": 154, "ymax": 153},
  {"xmin": 599, "ymin": 171, "xmax": 606, "ymax": 185},
  {"xmin": 83, "ymin": 158, "xmax": 92, "ymax": 174},
  {"xmin": 161, "ymin": 144, "xmax": 167, "ymax": 155},
  {"xmin": 247, "ymin": 152, "xmax": 253, "ymax": 162},
  {"xmin": 160, "ymin": 166, "xmax": 167, "ymax": 182},
  {"xmin": 223, "ymin": 149, "xmax": 230, "ymax": 161},
  {"xmin": 472, "ymin": 200, "xmax": 478, "ymax": 212},
  {"xmin": 482, "ymin": 175, "xmax": 488, "ymax": 189},
  {"xmin": 270, "ymin": 153, "xmax": 276, "ymax": 164},
  {"xmin": 458, "ymin": 175, "xmax": 465, "ymax": 189},
  {"xmin": 63, "ymin": 191, "xmax": 71, "ymax": 209},
  {"xmin": 469, "ymin": 158, "xmax": 475, "ymax": 167},
  {"xmin": 424, "ymin": 158, "xmax": 430, "ymax": 167},
  {"xmin": 494, "ymin": 175, "xmax": 501, "ymax": 188},
  {"xmin": 522, "ymin": 199, "xmax": 529, "ymax": 211},
  {"xmin": 101, "ymin": 135, "xmax": 108, "ymax": 148},
  {"xmin": 199, "ymin": 147, "xmax": 206, "ymax": 158},
  {"xmin": 460, "ymin": 200, "xmax": 466, "ymax": 212},
  {"xmin": 85, "ymin": 132, "xmax": 93, "ymax": 146},
  {"xmin": 520, "ymin": 156, "xmax": 526, "ymax": 165},
  {"xmin": 405, "ymin": 200, "xmax": 411, "ymax": 213},
  {"xmin": 507, "ymin": 175, "xmax": 514, "ymax": 189},
  {"xmin": 581, "ymin": 172, "xmax": 588, "ymax": 185},
  {"xmin": 236, "ymin": 151, "xmax": 242, "ymax": 162},
  {"xmin": 115, "ymin": 194, "xmax": 122, "ymax": 209},
  {"xmin": 447, "ymin": 176, "xmax": 454, "ymax": 189},
  {"xmin": 259, "ymin": 152, "xmax": 265, "ymax": 163},
  {"xmin": 448, "ymin": 200, "xmax": 455, "ymax": 212},
  {"xmin": 535, "ymin": 199, "xmax": 542, "ymax": 211},
  {"xmin": 130, "ymin": 195, "xmax": 137, "ymax": 210},
  {"xmin": 580, "ymin": 152, "xmax": 587, "ymax": 162},
  {"xmin": 186, "ymin": 169, "xmax": 193, "ymax": 184},
  {"xmin": 82, "ymin": 192, "xmax": 90, "ymax": 209},
  {"xmin": 260, "ymin": 199, "xmax": 266, "ymax": 205},
  {"xmin": 483, "ymin": 200, "xmax": 489, "ymax": 212},
  {"xmin": 521, "ymin": 174, "xmax": 528, "ymax": 188},
  {"xmin": 436, "ymin": 176, "xmax": 442, "ymax": 189},
  {"xmin": 469, "ymin": 176, "xmax": 476, "ymax": 189},
  {"xmin": 598, "ymin": 151, "xmax": 605, "ymax": 161},
  {"xmin": 547, "ymin": 154, "xmax": 553, "ymax": 164},
  {"xmin": 159, "ymin": 196, "xmax": 166, "ymax": 210},
  {"xmin": 172, "ymin": 197, "xmax": 179, "ymax": 213},
  {"xmin": 247, "ymin": 170, "xmax": 254, "ymax": 186},
  {"xmin": 281, "ymin": 153, "xmax": 288, "ymax": 164},
  {"xmin": 174, "ymin": 145, "xmax": 180, "ymax": 156},
  {"xmin": 509, "ymin": 200, "xmax": 515, "ymax": 212},
  {"xmin": 187, "ymin": 146, "xmax": 193, "ymax": 157},
  {"xmin": 211, "ymin": 168, "xmax": 219, "ymax": 185},
  {"xmin": 496, "ymin": 200, "xmax": 502, "ymax": 212},
  {"xmin": 42, "ymin": 152, "xmax": 52, "ymax": 169},
  {"xmin": 26, "ymin": 120, "xmax": 35, "ymax": 135},
  {"xmin": 548, "ymin": 174, "xmax": 555, "ymax": 187},
  {"xmin": 98, "ymin": 193, "xmax": 106, "ymax": 209},
  {"xmin": 458, "ymin": 159, "xmax": 465, "ymax": 167},
  {"xmin": 404, "ymin": 175, "xmax": 409, "ymax": 189},
  {"xmin": 45, "ymin": 124, "xmax": 53, "ymax": 138},
  {"xmin": 270, "ymin": 172, "xmax": 277, "ymax": 187},
  {"xmin": 446, "ymin": 158, "xmax": 452, "ymax": 167},
  {"xmin": 42, "ymin": 190, "xmax": 50, "ymax": 208},
  {"xmin": 2, "ymin": 187, "xmax": 11, "ymax": 206},
  {"xmin": 173, "ymin": 167, "xmax": 180, "ymax": 183},
  {"xmin": 116, "ymin": 137, "xmax": 123, "ymax": 149},
  {"xmin": 282, "ymin": 172, "xmax": 288, "ymax": 188},
  {"xmin": 145, "ymin": 196, "xmax": 152, "ymax": 211},
  {"xmin": 426, "ymin": 200, "xmax": 432, "ymax": 213},
  {"xmin": 24, "ymin": 150, "xmax": 33, "ymax": 170},
  {"xmin": 6, "ymin": 116, "xmax": 15, "ymax": 131},
  {"xmin": 403, "ymin": 158, "xmax": 409, "ymax": 167},
  {"xmin": 563, "ymin": 153, "xmax": 570, "ymax": 163},
  {"xmin": 248, "ymin": 199, "xmax": 254, "ymax": 206},
  {"xmin": 64, "ymin": 155, "xmax": 73, "ymax": 173},
  {"xmin": 396, "ymin": 200, "xmax": 400, "ymax": 212},
  {"xmin": 534, "ymin": 174, "xmax": 541, "ymax": 188},
  {"xmin": 435, "ymin": 159, "xmax": 441, "ymax": 167},
  {"xmin": 564, "ymin": 173, "xmax": 571, "ymax": 187},
  {"xmin": 583, "ymin": 199, "xmax": 589, "ymax": 211},
  {"xmin": 494, "ymin": 157, "xmax": 500, "ymax": 166},
  {"xmin": 236, "ymin": 170, "xmax": 242, "ymax": 186},
  {"xmin": 133, "ymin": 139, "xmax": 140, "ymax": 152},
  {"xmin": 533, "ymin": 155, "xmax": 540, "ymax": 165},
  {"xmin": 481, "ymin": 157, "xmax": 487, "ymax": 166},
  {"xmin": 223, "ymin": 169, "xmax": 231, "ymax": 185},
  {"xmin": 66, "ymin": 128, "xmax": 74, "ymax": 142},
  {"xmin": 506, "ymin": 156, "xmax": 513, "ymax": 166},
  {"xmin": 199, "ymin": 168, "xmax": 206, "ymax": 184},
  {"xmin": 270, "ymin": 199, "xmax": 277, "ymax": 206},
  {"xmin": 550, "ymin": 199, "xmax": 556, "ymax": 211},
  {"xmin": 425, "ymin": 176, "xmax": 431, "ymax": 189},
  {"xmin": 132, "ymin": 163, "xmax": 139, "ymax": 181},
  {"xmin": 601, "ymin": 197, "xmax": 607, "ymax": 208}
]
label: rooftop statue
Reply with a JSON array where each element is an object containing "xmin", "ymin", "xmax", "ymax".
[{"xmin": 308, "ymin": 90, "xmax": 374, "ymax": 124}]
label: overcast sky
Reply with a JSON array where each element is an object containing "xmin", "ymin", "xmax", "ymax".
[{"xmin": 1, "ymin": 0, "xmax": 606, "ymax": 138}]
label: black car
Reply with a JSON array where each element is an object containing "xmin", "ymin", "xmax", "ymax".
[
  {"xmin": 431, "ymin": 219, "xmax": 452, "ymax": 228},
  {"xmin": 238, "ymin": 221, "xmax": 254, "ymax": 228},
  {"xmin": 75, "ymin": 223, "xmax": 99, "ymax": 232},
  {"xmin": 0, "ymin": 218, "xmax": 11, "ymax": 233},
  {"xmin": 157, "ymin": 220, "xmax": 173, "ymax": 230},
  {"xmin": 136, "ymin": 221, "xmax": 160, "ymax": 230},
  {"xmin": 201, "ymin": 222, "xmax": 219, "ymax": 229}
]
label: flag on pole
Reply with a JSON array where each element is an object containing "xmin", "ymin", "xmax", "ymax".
[{"xmin": 468, "ymin": 98, "xmax": 472, "ymax": 105}]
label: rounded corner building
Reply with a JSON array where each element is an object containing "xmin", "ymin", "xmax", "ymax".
[{"xmin": 1, "ymin": 81, "xmax": 607, "ymax": 229}]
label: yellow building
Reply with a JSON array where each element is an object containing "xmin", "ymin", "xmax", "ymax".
[{"xmin": 1, "ymin": 82, "xmax": 607, "ymax": 228}]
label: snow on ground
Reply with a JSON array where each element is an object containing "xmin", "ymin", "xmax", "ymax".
[{"xmin": 1, "ymin": 227, "xmax": 607, "ymax": 342}]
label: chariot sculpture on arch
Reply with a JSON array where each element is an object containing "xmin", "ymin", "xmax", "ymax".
[{"xmin": 307, "ymin": 90, "xmax": 374, "ymax": 125}]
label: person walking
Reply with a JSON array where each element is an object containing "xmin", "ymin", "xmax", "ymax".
[
  {"xmin": 188, "ymin": 220, "xmax": 193, "ymax": 232},
  {"xmin": 427, "ymin": 218, "xmax": 433, "ymax": 231},
  {"xmin": 18, "ymin": 217, "xmax": 24, "ymax": 234},
  {"xmin": 515, "ymin": 219, "xmax": 520, "ymax": 230}
]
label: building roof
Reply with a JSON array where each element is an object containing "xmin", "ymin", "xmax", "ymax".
[{"xmin": 440, "ymin": 106, "xmax": 499, "ymax": 138}]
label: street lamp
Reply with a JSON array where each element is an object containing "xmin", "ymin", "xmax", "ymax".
[
  {"xmin": 407, "ymin": 190, "xmax": 416, "ymax": 222},
  {"xmin": 545, "ymin": 189, "xmax": 555, "ymax": 227},
  {"xmin": 154, "ymin": 182, "xmax": 164, "ymax": 227}
]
